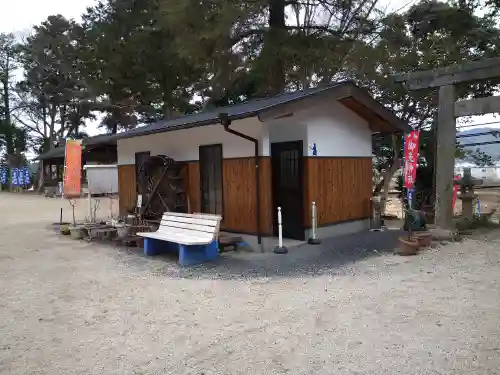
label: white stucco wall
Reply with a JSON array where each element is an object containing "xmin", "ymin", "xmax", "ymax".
[
  {"xmin": 117, "ymin": 117, "xmax": 265, "ymax": 165},
  {"xmin": 262, "ymin": 99, "xmax": 371, "ymax": 157},
  {"xmin": 265, "ymin": 116, "xmax": 309, "ymax": 154},
  {"xmin": 117, "ymin": 98, "xmax": 373, "ymax": 164},
  {"xmin": 304, "ymin": 101, "xmax": 372, "ymax": 157}
]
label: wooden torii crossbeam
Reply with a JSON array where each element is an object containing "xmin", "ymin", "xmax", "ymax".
[{"xmin": 393, "ymin": 57, "xmax": 500, "ymax": 230}]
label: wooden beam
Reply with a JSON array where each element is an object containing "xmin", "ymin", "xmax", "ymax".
[
  {"xmin": 393, "ymin": 57, "xmax": 500, "ymax": 91},
  {"xmin": 435, "ymin": 85, "xmax": 456, "ymax": 230},
  {"xmin": 454, "ymin": 96, "xmax": 500, "ymax": 117},
  {"xmin": 257, "ymin": 84, "xmax": 351, "ymax": 122},
  {"xmin": 458, "ymin": 140, "xmax": 500, "ymax": 147}
]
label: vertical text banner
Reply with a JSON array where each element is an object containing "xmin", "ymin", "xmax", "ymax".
[
  {"xmin": 63, "ymin": 140, "xmax": 82, "ymax": 197},
  {"xmin": 403, "ymin": 130, "xmax": 420, "ymax": 189}
]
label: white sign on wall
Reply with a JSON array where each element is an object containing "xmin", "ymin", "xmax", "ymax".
[{"xmin": 83, "ymin": 165, "xmax": 118, "ymax": 194}]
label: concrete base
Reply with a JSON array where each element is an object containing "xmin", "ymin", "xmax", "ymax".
[
  {"xmin": 429, "ymin": 227, "xmax": 459, "ymax": 242},
  {"xmin": 307, "ymin": 237, "xmax": 321, "ymax": 245},
  {"xmin": 237, "ymin": 236, "xmax": 304, "ymax": 253},
  {"xmin": 309, "ymin": 219, "xmax": 369, "ymax": 240},
  {"xmin": 459, "ymin": 195, "xmax": 476, "ymax": 222},
  {"xmin": 273, "ymin": 246, "xmax": 289, "ymax": 254},
  {"xmin": 233, "ymin": 219, "xmax": 369, "ymax": 253}
]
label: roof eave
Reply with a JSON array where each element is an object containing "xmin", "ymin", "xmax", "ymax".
[
  {"xmin": 347, "ymin": 85, "xmax": 410, "ymax": 134},
  {"xmin": 116, "ymin": 112, "xmax": 258, "ymax": 141},
  {"xmin": 116, "ymin": 81, "xmax": 356, "ymax": 140},
  {"xmin": 35, "ymin": 150, "xmax": 65, "ymax": 161}
]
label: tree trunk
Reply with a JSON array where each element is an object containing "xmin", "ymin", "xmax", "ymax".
[
  {"xmin": 373, "ymin": 134, "xmax": 401, "ymax": 216},
  {"xmin": 111, "ymin": 117, "xmax": 119, "ymax": 134},
  {"xmin": 36, "ymin": 159, "xmax": 44, "ymax": 193},
  {"xmin": 163, "ymin": 91, "xmax": 174, "ymax": 120},
  {"xmin": 380, "ymin": 158, "xmax": 401, "ymax": 216},
  {"xmin": 257, "ymin": 0, "xmax": 286, "ymax": 95},
  {"xmin": 48, "ymin": 103, "xmax": 58, "ymax": 148},
  {"xmin": 2, "ymin": 76, "xmax": 14, "ymax": 191}
]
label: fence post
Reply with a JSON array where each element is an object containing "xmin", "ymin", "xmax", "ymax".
[
  {"xmin": 273, "ymin": 206, "xmax": 288, "ymax": 254},
  {"xmin": 308, "ymin": 201, "xmax": 321, "ymax": 244},
  {"xmin": 87, "ymin": 190, "xmax": 93, "ymax": 223}
]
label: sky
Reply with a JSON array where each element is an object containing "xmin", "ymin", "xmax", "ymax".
[
  {"xmin": 1, "ymin": 0, "xmax": 409, "ymax": 34},
  {"xmin": 2, "ymin": 0, "xmax": 103, "ymax": 137},
  {"xmin": 1, "ymin": 0, "xmax": 96, "ymax": 34},
  {"xmin": 2, "ymin": 0, "xmax": 499, "ymax": 138}
]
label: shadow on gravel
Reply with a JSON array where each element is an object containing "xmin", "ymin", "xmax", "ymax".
[{"xmin": 114, "ymin": 229, "xmax": 403, "ymax": 280}]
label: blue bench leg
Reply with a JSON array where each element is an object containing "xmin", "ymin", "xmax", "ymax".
[
  {"xmin": 143, "ymin": 238, "xmax": 178, "ymax": 256},
  {"xmin": 178, "ymin": 240, "xmax": 219, "ymax": 266}
]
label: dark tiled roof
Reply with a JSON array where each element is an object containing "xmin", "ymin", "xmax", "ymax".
[
  {"xmin": 36, "ymin": 133, "xmax": 119, "ymax": 161},
  {"xmin": 36, "ymin": 147, "xmax": 65, "ymax": 160},
  {"xmin": 85, "ymin": 133, "xmax": 121, "ymax": 146},
  {"xmin": 118, "ymin": 81, "xmax": 356, "ymax": 139}
]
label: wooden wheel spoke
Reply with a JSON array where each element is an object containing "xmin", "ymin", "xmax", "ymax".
[{"xmin": 136, "ymin": 155, "xmax": 187, "ymax": 220}]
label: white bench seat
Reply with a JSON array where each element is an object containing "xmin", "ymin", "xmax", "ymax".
[
  {"xmin": 137, "ymin": 231, "xmax": 212, "ymax": 245},
  {"xmin": 137, "ymin": 212, "xmax": 222, "ymax": 265}
]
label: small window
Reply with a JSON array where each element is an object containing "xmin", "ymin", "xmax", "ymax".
[
  {"xmin": 482, "ymin": 169, "xmax": 487, "ymax": 172},
  {"xmin": 199, "ymin": 144, "xmax": 223, "ymax": 215},
  {"xmin": 51, "ymin": 165, "xmax": 57, "ymax": 179},
  {"xmin": 44, "ymin": 165, "xmax": 51, "ymax": 179}
]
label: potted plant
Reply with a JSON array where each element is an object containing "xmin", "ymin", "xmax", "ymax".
[
  {"xmin": 397, "ymin": 208, "xmax": 421, "ymax": 256},
  {"xmin": 114, "ymin": 221, "xmax": 130, "ymax": 239},
  {"xmin": 412, "ymin": 231, "xmax": 432, "ymax": 247},
  {"xmin": 60, "ymin": 224, "xmax": 71, "ymax": 235},
  {"xmin": 397, "ymin": 235, "xmax": 420, "ymax": 255}
]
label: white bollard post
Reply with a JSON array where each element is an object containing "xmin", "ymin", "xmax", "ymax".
[
  {"xmin": 308, "ymin": 201, "xmax": 321, "ymax": 244},
  {"xmin": 278, "ymin": 207, "xmax": 283, "ymax": 248},
  {"xmin": 273, "ymin": 206, "xmax": 288, "ymax": 254}
]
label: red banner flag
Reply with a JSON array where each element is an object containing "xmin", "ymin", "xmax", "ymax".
[
  {"xmin": 63, "ymin": 140, "xmax": 82, "ymax": 197},
  {"xmin": 403, "ymin": 130, "xmax": 420, "ymax": 189}
]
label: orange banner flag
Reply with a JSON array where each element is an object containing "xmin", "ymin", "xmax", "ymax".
[{"xmin": 63, "ymin": 140, "xmax": 82, "ymax": 197}]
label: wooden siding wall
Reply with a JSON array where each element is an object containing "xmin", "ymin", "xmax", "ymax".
[
  {"xmin": 186, "ymin": 162, "xmax": 200, "ymax": 215},
  {"xmin": 185, "ymin": 157, "xmax": 272, "ymax": 235},
  {"xmin": 119, "ymin": 157, "xmax": 371, "ymax": 232},
  {"xmin": 118, "ymin": 165, "xmax": 137, "ymax": 215},
  {"xmin": 304, "ymin": 157, "xmax": 372, "ymax": 227}
]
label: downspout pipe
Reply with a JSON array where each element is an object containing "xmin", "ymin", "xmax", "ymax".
[{"xmin": 219, "ymin": 112, "xmax": 263, "ymax": 252}]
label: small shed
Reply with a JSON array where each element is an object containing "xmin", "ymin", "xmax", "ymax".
[
  {"xmin": 114, "ymin": 81, "xmax": 409, "ymax": 251},
  {"xmin": 36, "ymin": 134, "xmax": 119, "ymax": 189}
]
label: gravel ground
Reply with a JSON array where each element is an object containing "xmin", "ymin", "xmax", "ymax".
[{"xmin": 1, "ymin": 193, "xmax": 500, "ymax": 375}]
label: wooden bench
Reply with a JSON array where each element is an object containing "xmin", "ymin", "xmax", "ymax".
[{"xmin": 137, "ymin": 212, "xmax": 222, "ymax": 266}]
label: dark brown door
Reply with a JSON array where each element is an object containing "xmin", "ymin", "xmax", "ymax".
[
  {"xmin": 199, "ymin": 144, "xmax": 223, "ymax": 215},
  {"xmin": 271, "ymin": 141, "xmax": 305, "ymax": 240}
]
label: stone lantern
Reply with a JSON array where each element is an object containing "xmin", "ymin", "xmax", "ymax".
[{"xmin": 458, "ymin": 168, "xmax": 481, "ymax": 222}]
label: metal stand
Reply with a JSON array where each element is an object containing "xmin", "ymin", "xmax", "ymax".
[
  {"xmin": 273, "ymin": 207, "xmax": 288, "ymax": 254},
  {"xmin": 87, "ymin": 189, "xmax": 93, "ymax": 223},
  {"xmin": 307, "ymin": 201, "xmax": 321, "ymax": 244}
]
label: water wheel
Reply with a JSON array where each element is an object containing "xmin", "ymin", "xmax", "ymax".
[{"xmin": 136, "ymin": 155, "xmax": 187, "ymax": 220}]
